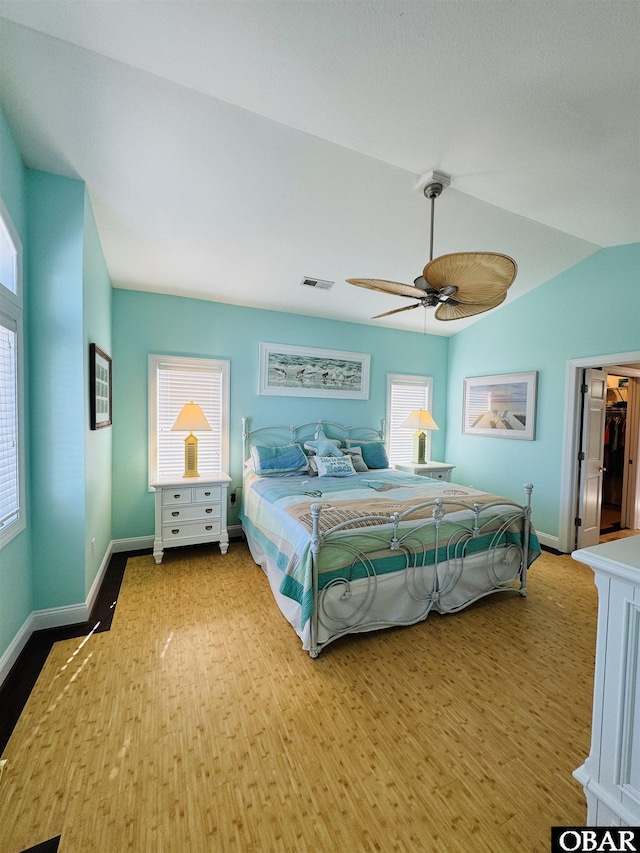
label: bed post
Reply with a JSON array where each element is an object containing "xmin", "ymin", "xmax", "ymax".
[
  {"xmin": 242, "ymin": 417, "xmax": 249, "ymax": 462},
  {"xmin": 521, "ymin": 483, "xmax": 534, "ymax": 597},
  {"xmin": 309, "ymin": 502, "xmax": 323, "ymax": 658}
]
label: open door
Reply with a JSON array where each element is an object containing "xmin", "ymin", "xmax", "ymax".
[
  {"xmin": 576, "ymin": 368, "xmax": 607, "ymax": 549},
  {"xmin": 622, "ymin": 376, "xmax": 640, "ymax": 529}
]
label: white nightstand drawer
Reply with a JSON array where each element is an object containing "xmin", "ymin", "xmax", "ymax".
[
  {"xmin": 162, "ymin": 519, "xmax": 222, "ymax": 542},
  {"xmin": 194, "ymin": 485, "xmax": 221, "ymax": 503},
  {"xmin": 162, "ymin": 504, "xmax": 222, "ymax": 524},
  {"xmin": 162, "ymin": 489, "xmax": 193, "ymax": 506}
]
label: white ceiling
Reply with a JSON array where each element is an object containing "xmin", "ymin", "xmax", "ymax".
[{"xmin": 0, "ymin": 1, "xmax": 638, "ymax": 336}]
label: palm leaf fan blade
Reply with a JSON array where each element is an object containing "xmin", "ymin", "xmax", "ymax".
[
  {"xmin": 372, "ymin": 303, "xmax": 420, "ymax": 319},
  {"xmin": 424, "ymin": 252, "xmax": 517, "ymax": 305},
  {"xmin": 435, "ymin": 292, "xmax": 506, "ymax": 321},
  {"xmin": 346, "ymin": 278, "xmax": 426, "ymax": 299}
]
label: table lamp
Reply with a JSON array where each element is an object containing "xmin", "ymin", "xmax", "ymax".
[
  {"xmin": 171, "ymin": 401, "xmax": 212, "ymax": 478},
  {"xmin": 400, "ymin": 409, "xmax": 439, "ymax": 464}
]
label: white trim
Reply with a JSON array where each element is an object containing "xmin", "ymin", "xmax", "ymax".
[
  {"xmin": 0, "ymin": 196, "xmax": 25, "ymax": 551},
  {"xmin": 31, "ymin": 603, "xmax": 89, "ymax": 632},
  {"xmin": 0, "ymin": 195, "xmax": 22, "ymax": 307},
  {"xmin": 86, "ymin": 541, "xmax": 114, "ymax": 615},
  {"xmin": 560, "ymin": 350, "xmax": 640, "ymax": 553},
  {"xmin": 535, "ymin": 530, "xmax": 560, "ymax": 551},
  {"xmin": 0, "ymin": 612, "xmax": 34, "ymax": 686},
  {"xmin": 112, "ymin": 535, "xmax": 155, "ymax": 552}
]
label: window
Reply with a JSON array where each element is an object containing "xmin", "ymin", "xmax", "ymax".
[
  {"xmin": 386, "ymin": 373, "xmax": 434, "ymax": 464},
  {"xmin": 148, "ymin": 355, "xmax": 230, "ymax": 484},
  {"xmin": 0, "ymin": 198, "xmax": 24, "ymax": 548}
]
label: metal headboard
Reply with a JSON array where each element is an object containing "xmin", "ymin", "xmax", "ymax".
[{"xmin": 242, "ymin": 418, "xmax": 385, "ymax": 461}]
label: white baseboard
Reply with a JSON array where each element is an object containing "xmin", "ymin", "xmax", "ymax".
[
  {"xmin": 111, "ymin": 535, "xmax": 154, "ymax": 553},
  {"xmin": 535, "ymin": 530, "xmax": 562, "ymax": 552},
  {"xmin": 0, "ymin": 613, "xmax": 35, "ymax": 686},
  {"xmin": 86, "ymin": 540, "xmax": 114, "ymax": 616}
]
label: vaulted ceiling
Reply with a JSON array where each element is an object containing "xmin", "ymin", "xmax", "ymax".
[{"xmin": 1, "ymin": 1, "xmax": 638, "ymax": 335}]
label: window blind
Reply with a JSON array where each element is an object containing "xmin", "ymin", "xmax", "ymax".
[
  {"xmin": 0, "ymin": 317, "xmax": 18, "ymax": 529},
  {"xmin": 152, "ymin": 357, "xmax": 229, "ymax": 481},
  {"xmin": 387, "ymin": 375, "xmax": 432, "ymax": 463}
]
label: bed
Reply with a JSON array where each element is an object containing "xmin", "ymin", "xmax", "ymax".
[{"xmin": 240, "ymin": 418, "xmax": 540, "ymax": 657}]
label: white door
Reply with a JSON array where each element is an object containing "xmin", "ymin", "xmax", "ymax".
[
  {"xmin": 622, "ymin": 376, "xmax": 640, "ymax": 529},
  {"xmin": 576, "ymin": 368, "xmax": 607, "ymax": 548}
]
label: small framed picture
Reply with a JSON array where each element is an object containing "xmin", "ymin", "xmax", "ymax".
[{"xmin": 90, "ymin": 343, "xmax": 112, "ymax": 429}]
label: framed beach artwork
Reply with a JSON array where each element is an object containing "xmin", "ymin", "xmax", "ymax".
[
  {"xmin": 462, "ymin": 372, "xmax": 537, "ymax": 440},
  {"xmin": 258, "ymin": 342, "xmax": 370, "ymax": 399}
]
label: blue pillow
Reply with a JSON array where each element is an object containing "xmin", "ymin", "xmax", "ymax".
[
  {"xmin": 250, "ymin": 443, "xmax": 308, "ymax": 476},
  {"xmin": 358, "ymin": 442, "xmax": 389, "ymax": 469},
  {"xmin": 304, "ymin": 429, "xmax": 343, "ymax": 457}
]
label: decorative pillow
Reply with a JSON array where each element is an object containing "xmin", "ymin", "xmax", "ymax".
[
  {"xmin": 304, "ymin": 429, "xmax": 343, "ymax": 457},
  {"xmin": 356, "ymin": 441, "xmax": 389, "ymax": 470},
  {"xmin": 250, "ymin": 443, "xmax": 308, "ymax": 476},
  {"xmin": 314, "ymin": 455, "xmax": 356, "ymax": 477},
  {"xmin": 342, "ymin": 446, "xmax": 369, "ymax": 472}
]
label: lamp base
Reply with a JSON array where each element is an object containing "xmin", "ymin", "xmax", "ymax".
[
  {"xmin": 411, "ymin": 430, "xmax": 426, "ymax": 465},
  {"xmin": 183, "ymin": 433, "xmax": 200, "ymax": 478}
]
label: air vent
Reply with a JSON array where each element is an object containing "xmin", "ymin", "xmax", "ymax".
[{"xmin": 300, "ymin": 277, "xmax": 334, "ymax": 291}]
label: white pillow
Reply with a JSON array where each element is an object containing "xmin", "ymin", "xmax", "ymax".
[{"xmin": 314, "ymin": 455, "xmax": 357, "ymax": 477}]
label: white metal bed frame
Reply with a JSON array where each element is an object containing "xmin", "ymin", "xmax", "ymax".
[{"xmin": 242, "ymin": 418, "xmax": 534, "ymax": 657}]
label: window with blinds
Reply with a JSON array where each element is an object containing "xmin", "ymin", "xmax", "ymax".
[
  {"xmin": 386, "ymin": 373, "xmax": 433, "ymax": 463},
  {"xmin": 0, "ymin": 318, "xmax": 18, "ymax": 531},
  {"xmin": 0, "ymin": 198, "xmax": 23, "ymax": 549},
  {"xmin": 149, "ymin": 355, "xmax": 230, "ymax": 483}
]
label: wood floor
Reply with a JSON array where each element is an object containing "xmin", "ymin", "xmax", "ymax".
[{"xmin": 0, "ymin": 542, "xmax": 598, "ymax": 852}]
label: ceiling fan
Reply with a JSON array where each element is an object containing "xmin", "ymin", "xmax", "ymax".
[{"xmin": 347, "ymin": 173, "xmax": 517, "ymax": 322}]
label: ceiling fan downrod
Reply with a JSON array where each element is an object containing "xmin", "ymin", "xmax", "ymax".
[{"xmin": 423, "ymin": 180, "xmax": 444, "ymax": 263}]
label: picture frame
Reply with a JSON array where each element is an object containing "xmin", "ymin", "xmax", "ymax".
[
  {"xmin": 90, "ymin": 343, "xmax": 112, "ymax": 429},
  {"xmin": 258, "ymin": 342, "xmax": 370, "ymax": 400},
  {"xmin": 462, "ymin": 371, "xmax": 537, "ymax": 440}
]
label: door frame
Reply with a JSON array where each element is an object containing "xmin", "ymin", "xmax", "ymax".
[{"xmin": 559, "ymin": 350, "xmax": 640, "ymax": 553}]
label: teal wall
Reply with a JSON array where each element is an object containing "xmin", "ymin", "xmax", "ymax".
[
  {"xmin": 446, "ymin": 243, "xmax": 640, "ymax": 537},
  {"xmin": 82, "ymin": 191, "xmax": 113, "ymax": 594},
  {"xmin": 27, "ymin": 170, "xmax": 87, "ymax": 608},
  {"xmin": 0, "ymin": 96, "xmax": 113, "ymax": 671},
  {"xmin": 111, "ymin": 289, "xmax": 449, "ymax": 539},
  {"xmin": 0, "ymin": 102, "xmax": 32, "ymax": 655}
]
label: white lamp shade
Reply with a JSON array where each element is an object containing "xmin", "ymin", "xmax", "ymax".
[
  {"xmin": 171, "ymin": 401, "xmax": 212, "ymax": 432},
  {"xmin": 400, "ymin": 409, "xmax": 439, "ymax": 432}
]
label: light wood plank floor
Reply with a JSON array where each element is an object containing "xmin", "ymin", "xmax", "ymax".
[{"xmin": 0, "ymin": 543, "xmax": 597, "ymax": 852}]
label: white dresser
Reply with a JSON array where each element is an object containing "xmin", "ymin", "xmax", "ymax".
[
  {"xmin": 572, "ymin": 536, "xmax": 640, "ymax": 826},
  {"xmin": 393, "ymin": 462, "xmax": 456, "ymax": 481},
  {"xmin": 152, "ymin": 474, "xmax": 231, "ymax": 564}
]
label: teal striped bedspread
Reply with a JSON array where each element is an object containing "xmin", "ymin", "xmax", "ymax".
[{"xmin": 239, "ymin": 470, "xmax": 540, "ymax": 628}]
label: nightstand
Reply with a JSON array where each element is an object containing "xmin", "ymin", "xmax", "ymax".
[
  {"xmin": 151, "ymin": 474, "xmax": 231, "ymax": 564},
  {"xmin": 393, "ymin": 462, "xmax": 456, "ymax": 481}
]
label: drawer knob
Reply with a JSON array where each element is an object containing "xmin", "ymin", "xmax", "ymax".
[
  {"xmin": 204, "ymin": 491, "xmax": 211, "ymax": 496},
  {"xmin": 173, "ymin": 494, "xmax": 181, "ymax": 499},
  {"xmin": 171, "ymin": 529, "xmax": 179, "ymax": 535},
  {"xmin": 172, "ymin": 511, "xmax": 179, "ymax": 517},
  {"xmin": 205, "ymin": 525, "xmax": 213, "ymax": 531},
  {"xmin": 205, "ymin": 508, "xmax": 213, "ymax": 514}
]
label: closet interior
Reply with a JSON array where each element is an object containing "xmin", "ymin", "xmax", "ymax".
[{"xmin": 601, "ymin": 375, "xmax": 627, "ymax": 533}]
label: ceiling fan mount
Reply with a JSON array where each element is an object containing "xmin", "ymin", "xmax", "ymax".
[{"xmin": 347, "ymin": 172, "xmax": 517, "ymax": 322}]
